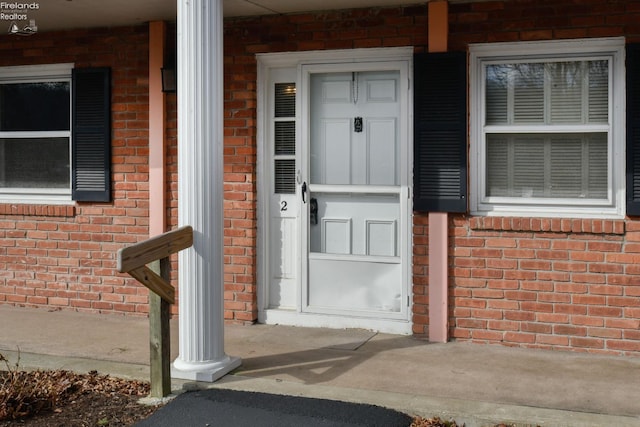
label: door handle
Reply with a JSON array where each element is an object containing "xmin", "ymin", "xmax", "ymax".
[
  {"xmin": 301, "ymin": 182, "xmax": 307, "ymax": 203},
  {"xmin": 310, "ymin": 198, "xmax": 318, "ymax": 225}
]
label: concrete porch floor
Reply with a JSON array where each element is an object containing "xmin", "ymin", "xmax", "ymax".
[{"xmin": 0, "ymin": 305, "xmax": 638, "ymax": 426}]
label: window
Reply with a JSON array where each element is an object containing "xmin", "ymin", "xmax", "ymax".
[
  {"xmin": 0, "ymin": 64, "xmax": 71, "ymax": 201},
  {"xmin": 273, "ymin": 82, "xmax": 296, "ymax": 194},
  {"xmin": 0, "ymin": 64, "xmax": 111, "ymax": 204},
  {"xmin": 470, "ymin": 38, "xmax": 625, "ymax": 218}
]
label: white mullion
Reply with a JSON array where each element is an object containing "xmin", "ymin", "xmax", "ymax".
[
  {"xmin": 308, "ymin": 184, "xmax": 400, "ymax": 195},
  {"xmin": 274, "ymin": 154, "xmax": 296, "ymax": 162}
]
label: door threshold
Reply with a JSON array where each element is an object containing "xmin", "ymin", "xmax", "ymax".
[{"xmin": 258, "ymin": 309, "xmax": 412, "ymax": 335}]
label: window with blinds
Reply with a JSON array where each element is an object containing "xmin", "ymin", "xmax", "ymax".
[
  {"xmin": 273, "ymin": 83, "xmax": 296, "ymax": 194},
  {"xmin": 470, "ymin": 38, "xmax": 625, "ymax": 218},
  {"xmin": 486, "ymin": 133, "xmax": 607, "ymax": 199},
  {"xmin": 485, "ymin": 60, "xmax": 609, "ymax": 200},
  {"xmin": 486, "ymin": 61, "xmax": 608, "ymax": 126}
]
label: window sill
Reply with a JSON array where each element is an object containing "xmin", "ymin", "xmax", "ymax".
[
  {"xmin": 469, "ymin": 216, "xmax": 625, "ymax": 235},
  {"xmin": 0, "ymin": 203, "xmax": 75, "ymax": 217}
]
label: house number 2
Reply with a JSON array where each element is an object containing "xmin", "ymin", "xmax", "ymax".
[{"xmin": 281, "ymin": 201, "xmax": 288, "ymax": 211}]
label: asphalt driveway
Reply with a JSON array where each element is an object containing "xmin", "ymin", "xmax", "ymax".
[{"xmin": 135, "ymin": 388, "xmax": 412, "ymax": 427}]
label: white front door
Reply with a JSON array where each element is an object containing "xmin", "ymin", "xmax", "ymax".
[{"xmin": 258, "ymin": 49, "xmax": 412, "ymax": 334}]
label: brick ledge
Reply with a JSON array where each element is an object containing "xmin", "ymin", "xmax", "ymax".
[
  {"xmin": 469, "ymin": 217, "xmax": 625, "ymax": 235},
  {"xmin": 0, "ymin": 204, "xmax": 76, "ymax": 217}
]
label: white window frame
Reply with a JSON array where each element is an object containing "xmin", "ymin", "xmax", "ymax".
[
  {"xmin": 0, "ymin": 63, "xmax": 74, "ymax": 204},
  {"xmin": 469, "ymin": 37, "xmax": 625, "ymax": 218}
]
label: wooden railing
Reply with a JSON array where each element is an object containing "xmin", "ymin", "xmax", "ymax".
[{"xmin": 117, "ymin": 226, "xmax": 193, "ymax": 398}]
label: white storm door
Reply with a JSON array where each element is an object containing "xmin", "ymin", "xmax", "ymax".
[{"xmin": 302, "ymin": 66, "xmax": 409, "ymax": 319}]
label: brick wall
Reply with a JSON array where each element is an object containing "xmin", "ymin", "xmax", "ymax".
[
  {"xmin": 222, "ymin": 0, "xmax": 640, "ymax": 354},
  {"xmin": 222, "ymin": 51, "xmax": 258, "ymax": 322},
  {"xmin": 166, "ymin": 90, "xmax": 179, "ymax": 316},
  {"xmin": 448, "ymin": 217, "xmax": 640, "ymax": 355},
  {"xmin": 0, "ymin": 26, "xmax": 158, "ymax": 314},
  {"xmin": 448, "ymin": 0, "xmax": 640, "ymax": 49}
]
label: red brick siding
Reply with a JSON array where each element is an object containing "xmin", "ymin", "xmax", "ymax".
[
  {"xmin": 448, "ymin": 0, "xmax": 640, "ymax": 49},
  {"xmin": 223, "ymin": 34, "xmax": 258, "ymax": 323},
  {"xmin": 166, "ymin": 90, "xmax": 179, "ymax": 316},
  {"xmin": 448, "ymin": 217, "xmax": 640, "ymax": 355},
  {"xmin": 0, "ymin": 25, "xmax": 158, "ymax": 315}
]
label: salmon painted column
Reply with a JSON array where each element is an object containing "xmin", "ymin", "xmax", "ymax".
[
  {"xmin": 428, "ymin": 0, "xmax": 449, "ymax": 343},
  {"xmin": 173, "ymin": 0, "xmax": 241, "ymax": 381},
  {"xmin": 149, "ymin": 21, "xmax": 166, "ymax": 238}
]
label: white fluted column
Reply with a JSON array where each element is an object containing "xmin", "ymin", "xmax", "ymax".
[{"xmin": 172, "ymin": 0, "xmax": 241, "ymax": 382}]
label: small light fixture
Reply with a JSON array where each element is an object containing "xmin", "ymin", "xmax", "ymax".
[
  {"xmin": 161, "ymin": 67, "xmax": 176, "ymax": 93},
  {"xmin": 8, "ymin": 20, "xmax": 37, "ymax": 36}
]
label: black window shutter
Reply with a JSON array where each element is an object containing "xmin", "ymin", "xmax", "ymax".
[
  {"xmin": 627, "ymin": 44, "xmax": 640, "ymax": 216},
  {"xmin": 72, "ymin": 67, "xmax": 111, "ymax": 202},
  {"xmin": 413, "ymin": 52, "xmax": 467, "ymax": 213}
]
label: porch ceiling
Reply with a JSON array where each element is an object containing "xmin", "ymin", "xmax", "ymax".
[
  {"xmin": 224, "ymin": 0, "xmax": 424, "ymax": 17},
  {"xmin": 9, "ymin": 0, "xmax": 483, "ymax": 33}
]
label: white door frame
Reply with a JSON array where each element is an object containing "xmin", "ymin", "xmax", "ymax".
[{"xmin": 256, "ymin": 47, "xmax": 414, "ymax": 334}]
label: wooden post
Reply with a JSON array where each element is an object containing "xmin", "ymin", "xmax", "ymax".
[
  {"xmin": 117, "ymin": 226, "xmax": 193, "ymax": 398},
  {"xmin": 148, "ymin": 259, "xmax": 171, "ymax": 398},
  {"xmin": 428, "ymin": 0, "xmax": 450, "ymax": 344}
]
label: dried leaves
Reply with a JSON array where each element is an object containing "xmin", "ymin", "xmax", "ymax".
[
  {"xmin": 411, "ymin": 417, "xmax": 463, "ymax": 427},
  {"xmin": 411, "ymin": 418, "xmax": 540, "ymax": 427},
  {"xmin": 72, "ymin": 370, "xmax": 150, "ymax": 396},
  {"xmin": 0, "ymin": 352, "xmax": 150, "ymax": 422}
]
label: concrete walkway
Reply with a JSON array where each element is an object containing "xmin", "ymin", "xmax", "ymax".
[{"xmin": 0, "ymin": 305, "xmax": 638, "ymax": 427}]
